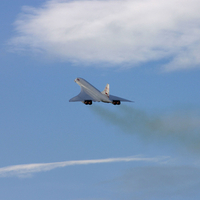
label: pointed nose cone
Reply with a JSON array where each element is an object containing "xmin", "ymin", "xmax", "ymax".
[{"xmin": 74, "ymin": 78, "xmax": 81, "ymax": 82}]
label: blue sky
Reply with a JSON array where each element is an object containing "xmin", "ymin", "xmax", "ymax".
[{"xmin": 0, "ymin": 0, "xmax": 200, "ymax": 200}]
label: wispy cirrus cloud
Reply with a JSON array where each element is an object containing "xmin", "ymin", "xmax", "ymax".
[
  {"xmin": 0, "ymin": 156, "xmax": 168, "ymax": 178},
  {"xmin": 9, "ymin": 0, "xmax": 200, "ymax": 71}
]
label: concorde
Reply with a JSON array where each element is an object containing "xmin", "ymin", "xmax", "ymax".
[{"xmin": 69, "ymin": 78, "xmax": 132, "ymax": 105}]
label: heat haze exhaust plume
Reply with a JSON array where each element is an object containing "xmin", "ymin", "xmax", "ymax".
[{"xmin": 90, "ymin": 105, "xmax": 200, "ymax": 152}]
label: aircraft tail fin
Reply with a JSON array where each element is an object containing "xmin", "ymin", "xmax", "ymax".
[{"xmin": 101, "ymin": 84, "xmax": 109, "ymax": 97}]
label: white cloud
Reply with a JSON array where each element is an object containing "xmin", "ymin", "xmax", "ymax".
[
  {"xmin": 10, "ymin": 0, "xmax": 200, "ymax": 71},
  {"xmin": 0, "ymin": 156, "xmax": 167, "ymax": 178}
]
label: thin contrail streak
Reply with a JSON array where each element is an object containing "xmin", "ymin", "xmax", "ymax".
[{"xmin": 0, "ymin": 156, "xmax": 168, "ymax": 178}]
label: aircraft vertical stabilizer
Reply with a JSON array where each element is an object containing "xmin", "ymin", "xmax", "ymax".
[{"xmin": 102, "ymin": 84, "xmax": 109, "ymax": 97}]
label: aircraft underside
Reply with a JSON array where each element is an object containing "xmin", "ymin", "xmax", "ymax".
[{"xmin": 83, "ymin": 100, "xmax": 121, "ymax": 105}]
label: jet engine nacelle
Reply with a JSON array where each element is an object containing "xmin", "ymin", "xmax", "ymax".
[
  {"xmin": 84, "ymin": 100, "xmax": 92, "ymax": 105},
  {"xmin": 112, "ymin": 100, "xmax": 121, "ymax": 105}
]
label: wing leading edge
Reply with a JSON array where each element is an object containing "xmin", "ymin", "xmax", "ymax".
[
  {"xmin": 109, "ymin": 95, "xmax": 133, "ymax": 102},
  {"xmin": 69, "ymin": 86, "xmax": 97, "ymax": 102}
]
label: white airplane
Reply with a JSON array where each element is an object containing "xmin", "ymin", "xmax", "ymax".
[{"xmin": 69, "ymin": 77, "xmax": 132, "ymax": 105}]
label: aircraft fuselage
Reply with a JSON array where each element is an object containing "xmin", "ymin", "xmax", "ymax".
[{"xmin": 75, "ymin": 78, "xmax": 112, "ymax": 103}]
